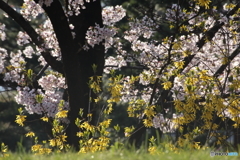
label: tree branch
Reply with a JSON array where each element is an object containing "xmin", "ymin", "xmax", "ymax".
[
  {"xmin": 0, "ymin": 0, "xmax": 64, "ymax": 74},
  {"xmin": 214, "ymin": 45, "xmax": 240, "ymax": 77},
  {"xmin": 34, "ymin": 0, "xmax": 77, "ymax": 55},
  {"xmin": 104, "ymin": 65, "xmax": 149, "ymax": 70}
]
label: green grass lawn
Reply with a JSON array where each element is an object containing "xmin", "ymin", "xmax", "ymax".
[{"xmin": 2, "ymin": 149, "xmax": 240, "ymax": 160}]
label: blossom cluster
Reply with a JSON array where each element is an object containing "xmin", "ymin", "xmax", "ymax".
[
  {"xmin": 195, "ymin": 0, "xmax": 211, "ymax": 9},
  {"xmin": 23, "ymin": 46, "xmax": 34, "ymax": 59},
  {"xmin": 153, "ymin": 113, "xmax": 180, "ymax": 133},
  {"xmin": 118, "ymin": 76, "xmax": 138, "ymax": 103},
  {"xmin": 20, "ymin": 0, "xmax": 44, "ymax": 21},
  {"xmin": 0, "ymin": 23, "xmax": 6, "ymax": 41},
  {"xmin": 15, "ymin": 73, "xmax": 68, "ymax": 119},
  {"xmin": 16, "ymin": 18, "xmax": 60, "ymax": 66},
  {"xmin": 102, "ymin": 5, "xmax": 126, "ymax": 26},
  {"xmin": 165, "ymin": 4, "xmax": 188, "ymax": 23},
  {"xmin": 67, "ymin": 0, "xmax": 96, "ymax": 16},
  {"xmin": 104, "ymin": 55, "xmax": 126, "ymax": 74},
  {"xmin": 3, "ymin": 51, "xmax": 25, "ymax": 83},
  {"xmin": 84, "ymin": 5, "xmax": 126, "ymax": 55},
  {"xmin": 15, "ymin": 86, "xmax": 69, "ymax": 118},
  {"xmin": 170, "ymin": 19, "xmax": 240, "ymax": 101},
  {"xmin": 38, "ymin": 74, "xmax": 66, "ymax": 91},
  {"xmin": 0, "ymin": 48, "xmax": 8, "ymax": 73},
  {"xmin": 123, "ymin": 15, "xmax": 163, "ymax": 71},
  {"xmin": 67, "ymin": 0, "xmax": 85, "ymax": 16},
  {"xmin": 85, "ymin": 24, "xmax": 117, "ymax": 51},
  {"xmin": 36, "ymin": 19, "xmax": 61, "ymax": 60},
  {"xmin": 124, "ymin": 15, "xmax": 158, "ymax": 41},
  {"xmin": 20, "ymin": 0, "xmax": 56, "ymax": 21},
  {"xmin": 17, "ymin": 31, "xmax": 31, "ymax": 46}
]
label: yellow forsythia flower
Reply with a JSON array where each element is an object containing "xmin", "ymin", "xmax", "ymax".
[
  {"xmin": 193, "ymin": 142, "xmax": 201, "ymax": 150},
  {"xmin": 25, "ymin": 132, "xmax": 35, "ymax": 137},
  {"xmin": 148, "ymin": 146, "xmax": 157, "ymax": 155},
  {"xmin": 174, "ymin": 61, "xmax": 185, "ymax": 69},
  {"xmin": 144, "ymin": 105, "xmax": 156, "ymax": 117},
  {"xmin": 15, "ymin": 115, "xmax": 27, "ymax": 126},
  {"xmin": 124, "ymin": 126, "xmax": 135, "ymax": 137},
  {"xmin": 41, "ymin": 148, "xmax": 52, "ymax": 154},
  {"xmin": 41, "ymin": 116, "xmax": 49, "ymax": 122},
  {"xmin": 196, "ymin": 0, "xmax": 211, "ymax": 9},
  {"xmin": 55, "ymin": 110, "xmax": 68, "ymax": 118},
  {"xmin": 99, "ymin": 119, "xmax": 112, "ymax": 128},
  {"xmin": 76, "ymin": 132, "xmax": 83, "ymax": 137},
  {"xmin": 31, "ymin": 144, "xmax": 42, "ymax": 152},
  {"xmin": 49, "ymin": 139, "xmax": 56, "ymax": 147},
  {"xmin": 143, "ymin": 119, "xmax": 153, "ymax": 128},
  {"xmin": 162, "ymin": 81, "xmax": 172, "ymax": 90},
  {"xmin": 1, "ymin": 143, "xmax": 9, "ymax": 157}
]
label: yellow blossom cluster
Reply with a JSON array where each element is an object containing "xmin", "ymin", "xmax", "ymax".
[
  {"xmin": 162, "ymin": 81, "xmax": 172, "ymax": 90},
  {"xmin": 79, "ymin": 137, "xmax": 110, "ymax": 153},
  {"xmin": 127, "ymin": 99, "xmax": 146, "ymax": 118},
  {"xmin": 15, "ymin": 115, "xmax": 27, "ymax": 126},
  {"xmin": 76, "ymin": 111, "xmax": 112, "ymax": 153},
  {"xmin": 0, "ymin": 143, "xmax": 9, "ymax": 157},
  {"xmin": 31, "ymin": 144, "xmax": 52, "ymax": 155},
  {"xmin": 124, "ymin": 126, "xmax": 135, "ymax": 137},
  {"xmin": 195, "ymin": 0, "xmax": 211, "ymax": 9},
  {"xmin": 89, "ymin": 76, "xmax": 102, "ymax": 93},
  {"xmin": 143, "ymin": 105, "xmax": 156, "ymax": 128},
  {"xmin": 49, "ymin": 134, "xmax": 67, "ymax": 150}
]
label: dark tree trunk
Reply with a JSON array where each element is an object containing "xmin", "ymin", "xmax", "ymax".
[
  {"xmin": 65, "ymin": 1, "xmax": 105, "ymax": 150},
  {"xmin": 1, "ymin": 0, "xmax": 104, "ymax": 150},
  {"xmin": 42, "ymin": 0, "xmax": 104, "ymax": 149}
]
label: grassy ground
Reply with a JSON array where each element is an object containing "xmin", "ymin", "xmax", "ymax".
[{"xmin": 2, "ymin": 149, "xmax": 240, "ymax": 160}]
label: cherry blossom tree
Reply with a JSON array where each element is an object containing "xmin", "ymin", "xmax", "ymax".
[
  {"xmin": 0, "ymin": 0, "xmax": 108, "ymax": 149},
  {"xmin": 119, "ymin": 1, "xmax": 240, "ymax": 149},
  {"xmin": 0, "ymin": 0, "xmax": 240, "ymax": 153}
]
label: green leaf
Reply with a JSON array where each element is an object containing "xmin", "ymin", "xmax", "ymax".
[
  {"xmin": 187, "ymin": 85, "xmax": 192, "ymax": 91},
  {"xmin": 79, "ymin": 108, "xmax": 84, "ymax": 117},
  {"xmin": 27, "ymin": 69, "xmax": 33, "ymax": 79},
  {"xmin": 58, "ymin": 100, "xmax": 65, "ymax": 108},
  {"xmin": 18, "ymin": 107, "xmax": 23, "ymax": 114},
  {"xmin": 228, "ymin": 76, "xmax": 233, "ymax": 82},
  {"xmin": 114, "ymin": 124, "xmax": 120, "ymax": 132},
  {"xmin": 92, "ymin": 64, "xmax": 97, "ymax": 73},
  {"xmin": 35, "ymin": 94, "xmax": 43, "ymax": 103}
]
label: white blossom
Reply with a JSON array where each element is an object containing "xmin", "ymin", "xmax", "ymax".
[
  {"xmin": 17, "ymin": 31, "xmax": 31, "ymax": 46},
  {"xmin": 85, "ymin": 24, "xmax": 117, "ymax": 51},
  {"xmin": 0, "ymin": 48, "xmax": 8, "ymax": 73},
  {"xmin": 38, "ymin": 74, "xmax": 66, "ymax": 91},
  {"xmin": 102, "ymin": 5, "xmax": 126, "ymax": 26},
  {"xmin": 0, "ymin": 23, "xmax": 6, "ymax": 41},
  {"xmin": 20, "ymin": 0, "xmax": 44, "ymax": 21},
  {"xmin": 23, "ymin": 46, "xmax": 34, "ymax": 58},
  {"xmin": 15, "ymin": 87, "xmax": 69, "ymax": 118},
  {"xmin": 153, "ymin": 113, "xmax": 180, "ymax": 133}
]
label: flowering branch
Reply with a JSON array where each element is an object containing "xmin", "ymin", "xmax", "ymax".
[
  {"xmin": 0, "ymin": 0, "xmax": 64, "ymax": 74},
  {"xmin": 161, "ymin": 3, "xmax": 240, "ymax": 100}
]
